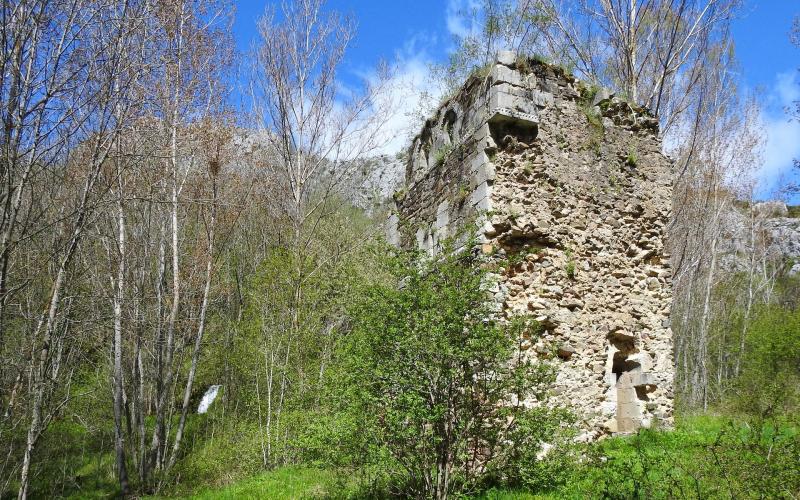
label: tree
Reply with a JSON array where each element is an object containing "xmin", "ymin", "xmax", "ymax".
[
  {"xmin": 339, "ymin": 242, "xmax": 558, "ymax": 499},
  {"xmin": 249, "ymin": 0, "xmax": 392, "ymax": 465},
  {"xmin": 732, "ymin": 305, "xmax": 800, "ymax": 419},
  {"xmin": 790, "ymin": 15, "xmax": 799, "ymax": 190},
  {"xmin": 534, "ymin": 0, "xmax": 766, "ymax": 409},
  {"xmin": 667, "ymin": 46, "xmax": 763, "ymax": 408},
  {"xmin": 139, "ymin": 0, "xmax": 233, "ymax": 487},
  {"xmin": 1, "ymin": 1, "xmax": 156, "ymax": 496},
  {"xmin": 537, "ymin": 0, "xmax": 740, "ymax": 134},
  {"xmin": 792, "ymin": 16, "xmax": 799, "ymax": 123},
  {"xmin": 437, "ymin": 0, "xmax": 552, "ymax": 92}
]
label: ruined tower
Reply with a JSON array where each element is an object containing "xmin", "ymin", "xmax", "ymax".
[{"xmin": 389, "ymin": 51, "xmax": 674, "ymax": 439}]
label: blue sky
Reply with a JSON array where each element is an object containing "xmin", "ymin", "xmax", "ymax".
[
  {"xmin": 730, "ymin": 2, "xmax": 800, "ymax": 199},
  {"xmin": 232, "ymin": 1, "xmax": 800, "ymax": 201}
]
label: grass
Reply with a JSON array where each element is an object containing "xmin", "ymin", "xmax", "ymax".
[
  {"xmin": 157, "ymin": 415, "xmax": 746, "ymax": 500},
  {"xmin": 158, "ymin": 468, "xmax": 550, "ymax": 500},
  {"xmin": 455, "ymin": 183, "xmax": 471, "ymax": 205},
  {"xmin": 160, "ymin": 467, "xmax": 353, "ymax": 500},
  {"xmin": 17, "ymin": 413, "xmax": 798, "ymax": 499},
  {"xmin": 476, "ymin": 489, "xmax": 542, "ymax": 499},
  {"xmin": 540, "ymin": 414, "xmax": 800, "ymax": 499},
  {"xmin": 565, "ymin": 260, "xmax": 576, "ymax": 279},
  {"xmin": 625, "ymin": 146, "xmax": 638, "ymax": 167},
  {"xmin": 435, "ymin": 143, "xmax": 454, "ymax": 167}
]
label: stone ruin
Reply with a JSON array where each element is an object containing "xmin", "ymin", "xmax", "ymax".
[{"xmin": 388, "ymin": 51, "xmax": 674, "ymax": 439}]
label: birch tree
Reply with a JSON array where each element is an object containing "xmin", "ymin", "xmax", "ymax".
[
  {"xmin": 537, "ymin": 0, "xmax": 739, "ymax": 134},
  {"xmin": 250, "ymin": 0, "xmax": 392, "ymax": 465},
  {"xmin": 790, "ymin": 15, "xmax": 799, "ymax": 191},
  {"xmin": 668, "ymin": 50, "xmax": 763, "ymax": 407},
  {"xmin": 140, "ymin": 0, "xmax": 233, "ymax": 487},
  {"xmin": 4, "ymin": 1, "xmax": 152, "ymax": 496}
]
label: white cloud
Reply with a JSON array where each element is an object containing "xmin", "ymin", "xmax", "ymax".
[
  {"xmin": 375, "ymin": 57, "xmax": 439, "ymax": 154},
  {"xmin": 338, "ymin": 1, "xmax": 494, "ymax": 156},
  {"xmin": 347, "ymin": 32, "xmax": 446, "ymax": 156},
  {"xmin": 446, "ymin": 0, "xmax": 481, "ymax": 39},
  {"xmin": 364, "ymin": 0, "xmax": 491, "ymax": 155},
  {"xmin": 755, "ymin": 71, "xmax": 800, "ymax": 197},
  {"xmin": 774, "ymin": 72, "xmax": 800, "ymax": 108}
]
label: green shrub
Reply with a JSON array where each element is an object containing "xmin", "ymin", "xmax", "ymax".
[
  {"xmin": 625, "ymin": 147, "xmax": 638, "ymax": 167},
  {"xmin": 169, "ymin": 418, "xmax": 266, "ymax": 494},
  {"xmin": 582, "ymin": 104, "xmax": 603, "ymax": 131},
  {"xmin": 469, "ymin": 62, "xmax": 494, "ymax": 80},
  {"xmin": 553, "ymin": 416, "xmax": 800, "ymax": 499},
  {"xmin": 565, "ymin": 260, "xmax": 576, "ymax": 279},
  {"xmin": 335, "ymin": 239, "xmax": 560, "ymax": 498},
  {"xmin": 497, "ymin": 407, "xmax": 578, "ymax": 492},
  {"xmin": 392, "ymin": 187, "xmax": 407, "ymax": 202},
  {"xmin": 731, "ymin": 305, "xmax": 800, "ymax": 419},
  {"xmin": 455, "ymin": 183, "xmax": 471, "ymax": 205},
  {"xmin": 564, "ymin": 249, "xmax": 576, "ymax": 279},
  {"xmin": 434, "ymin": 143, "xmax": 454, "ymax": 167},
  {"xmin": 579, "ymin": 82, "xmax": 600, "ymax": 104},
  {"xmin": 523, "ymin": 161, "xmax": 535, "ymax": 174}
]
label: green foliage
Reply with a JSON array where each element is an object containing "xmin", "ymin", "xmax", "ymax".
[
  {"xmin": 554, "ymin": 134, "xmax": 569, "ymax": 151},
  {"xmin": 335, "ymin": 240, "xmax": 558, "ymax": 498},
  {"xmin": 435, "ymin": 143, "xmax": 454, "ymax": 167},
  {"xmin": 578, "ymin": 82, "xmax": 600, "ymax": 103},
  {"xmin": 515, "ymin": 54, "xmax": 531, "ymax": 74},
  {"xmin": 608, "ymin": 173, "xmax": 621, "ymax": 193},
  {"xmin": 488, "ymin": 415, "xmax": 799, "ymax": 499},
  {"xmin": 564, "ymin": 249, "xmax": 576, "ymax": 279},
  {"xmin": 159, "ymin": 415, "xmax": 799, "ymax": 499},
  {"xmin": 731, "ymin": 305, "xmax": 800, "ymax": 418},
  {"xmin": 392, "ymin": 187, "xmax": 407, "ymax": 202},
  {"xmin": 5, "ymin": 366, "xmax": 120, "ymax": 498},
  {"xmin": 505, "ymin": 247, "xmax": 540, "ymax": 269},
  {"xmin": 566, "ymin": 416, "xmax": 800, "ymax": 499},
  {"xmin": 625, "ymin": 147, "xmax": 638, "ymax": 167},
  {"xmin": 583, "ymin": 114, "xmax": 604, "ymax": 156},
  {"xmin": 577, "ymin": 84, "xmax": 605, "ymax": 156},
  {"xmin": 581, "ymin": 103, "xmax": 604, "ymax": 132},
  {"xmin": 455, "ymin": 183, "xmax": 471, "ymax": 205},
  {"xmin": 23, "ymin": 420, "xmax": 117, "ymax": 499},
  {"xmin": 172, "ymin": 467, "xmax": 358, "ymax": 499},
  {"xmin": 469, "ymin": 62, "xmax": 494, "ymax": 81},
  {"xmin": 587, "ymin": 135, "xmax": 602, "ymax": 157},
  {"xmin": 496, "ymin": 407, "xmax": 577, "ymax": 492},
  {"xmin": 565, "ymin": 260, "xmax": 576, "ymax": 280},
  {"xmin": 523, "ymin": 161, "xmax": 535, "ymax": 174},
  {"xmin": 168, "ymin": 417, "xmax": 267, "ymax": 494},
  {"xmin": 192, "ymin": 201, "xmax": 382, "ymax": 475},
  {"xmin": 530, "ymin": 53, "xmax": 551, "ymax": 66}
]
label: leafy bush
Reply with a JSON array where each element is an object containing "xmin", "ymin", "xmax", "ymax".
[
  {"xmin": 553, "ymin": 416, "xmax": 800, "ymax": 499},
  {"xmin": 732, "ymin": 305, "xmax": 800, "ymax": 418},
  {"xmin": 335, "ymin": 240, "xmax": 560, "ymax": 499},
  {"xmin": 434, "ymin": 143, "xmax": 454, "ymax": 167},
  {"xmin": 496, "ymin": 407, "xmax": 578, "ymax": 492},
  {"xmin": 625, "ymin": 147, "xmax": 638, "ymax": 167}
]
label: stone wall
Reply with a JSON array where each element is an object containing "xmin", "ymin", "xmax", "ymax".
[{"xmin": 390, "ymin": 51, "xmax": 674, "ymax": 439}]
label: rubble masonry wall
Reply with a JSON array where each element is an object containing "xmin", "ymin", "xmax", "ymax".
[{"xmin": 390, "ymin": 51, "xmax": 674, "ymax": 439}]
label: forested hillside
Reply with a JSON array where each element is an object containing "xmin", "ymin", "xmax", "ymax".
[{"xmin": 0, "ymin": 1, "xmax": 798, "ymax": 499}]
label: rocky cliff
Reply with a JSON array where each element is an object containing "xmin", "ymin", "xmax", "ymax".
[{"xmin": 719, "ymin": 201, "xmax": 800, "ymax": 277}]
